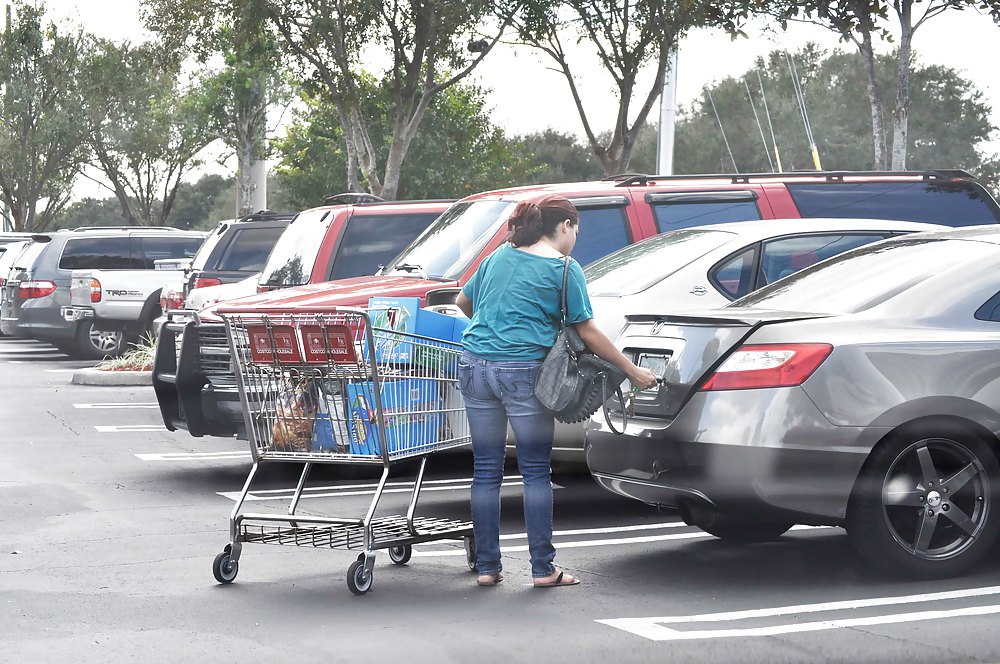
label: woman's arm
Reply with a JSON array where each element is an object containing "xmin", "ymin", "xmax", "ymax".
[
  {"xmin": 456, "ymin": 292, "xmax": 474, "ymax": 318},
  {"xmin": 571, "ymin": 319, "xmax": 658, "ymax": 390}
]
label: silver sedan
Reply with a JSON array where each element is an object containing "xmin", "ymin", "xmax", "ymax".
[
  {"xmin": 586, "ymin": 225, "xmax": 1000, "ymax": 578},
  {"xmin": 536, "ymin": 217, "xmax": 944, "ymax": 464}
]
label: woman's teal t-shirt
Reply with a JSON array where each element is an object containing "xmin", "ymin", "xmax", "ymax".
[{"xmin": 461, "ymin": 243, "xmax": 593, "ymax": 361}]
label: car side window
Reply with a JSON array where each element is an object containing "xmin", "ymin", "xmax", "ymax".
[
  {"xmin": 758, "ymin": 234, "xmax": 889, "ymax": 286},
  {"xmin": 137, "ymin": 236, "xmax": 203, "ymax": 269},
  {"xmin": 59, "ymin": 237, "xmax": 134, "ymax": 270},
  {"xmin": 974, "ymin": 291, "xmax": 1000, "ymax": 322},
  {"xmin": 652, "ymin": 201, "xmax": 761, "ymax": 233},
  {"xmin": 571, "ymin": 206, "xmax": 632, "ymax": 267},
  {"xmin": 215, "ymin": 227, "xmax": 286, "ymax": 271},
  {"xmin": 710, "ymin": 246, "xmax": 757, "ymax": 299},
  {"xmin": 329, "ymin": 213, "xmax": 440, "ymax": 281}
]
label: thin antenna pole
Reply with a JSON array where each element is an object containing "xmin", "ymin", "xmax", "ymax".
[
  {"xmin": 785, "ymin": 51, "xmax": 822, "ymax": 170},
  {"xmin": 756, "ymin": 68, "xmax": 783, "ymax": 173},
  {"xmin": 744, "ymin": 77, "xmax": 774, "ymax": 172},
  {"xmin": 705, "ymin": 85, "xmax": 738, "ymax": 173}
]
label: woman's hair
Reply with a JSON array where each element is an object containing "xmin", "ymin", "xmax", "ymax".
[{"xmin": 506, "ymin": 194, "xmax": 579, "ymax": 247}]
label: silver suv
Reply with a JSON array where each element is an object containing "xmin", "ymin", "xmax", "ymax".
[{"xmin": 0, "ymin": 227, "xmax": 204, "ymax": 358}]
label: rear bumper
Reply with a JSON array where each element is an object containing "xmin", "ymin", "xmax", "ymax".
[
  {"xmin": 585, "ymin": 388, "xmax": 887, "ymax": 523},
  {"xmin": 61, "ymin": 306, "xmax": 95, "ymax": 323}
]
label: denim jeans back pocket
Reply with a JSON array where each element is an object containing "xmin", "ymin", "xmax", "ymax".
[
  {"xmin": 494, "ymin": 365, "xmax": 540, "ymax": 401},
  {"xmin": 457, "ymin": 361, "xmax": 474, "ymax": 397}
]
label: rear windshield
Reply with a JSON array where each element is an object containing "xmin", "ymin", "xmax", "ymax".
[
  {"xmin": 733, "ymin": 237, "xmax": 998, "ymax": 314},
  {"xmin": 259, "ymin": 209, "xmax": 332, "ymax": 288},
  {"xmin": 385, "ymin": 200, "xmax": 513, "ymax": 280},
  {"xmin": 15, "ymin": 241, "xmax": 47, "ymax": 271},
  {"xmin": 215, "ymin": 226, "xmax": 286, "ymax": 272},
  {"xmin": 788, "ymin": 181, "xmax": 1000, "ymax": 225},
  {"xmin": 137, "ymin": 236, "xmax": 203, "ymax": 268},
  {"xmin": 330, "ymin": 212, "xmax": 440, "ymax": 281},
  {"xmin": 190, "ymin": 221, "xmax": 232, "ymax": 270},
  {"xmin": 59, "ymin": 237, "xmax": 133, "ymax": 270},
  {"xmin": 585, "ymin": 229, "xmax": 736, "ymax": 296}
]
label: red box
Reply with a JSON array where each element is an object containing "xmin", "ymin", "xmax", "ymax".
[
  {"xmin": 301, "ymin": 324, "xmax": 357, "ymax": 364},
  {"xmin": 247, "ymin": 325, "xmax": 302, "ymax": 364}
]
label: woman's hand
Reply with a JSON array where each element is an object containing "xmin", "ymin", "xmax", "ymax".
[{"xmin": 627, "ymin": 366, "xmax": 659, "ymax": 391}]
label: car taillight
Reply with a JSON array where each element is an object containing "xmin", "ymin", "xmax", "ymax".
[
  {"xmin": 90, "ymin": 278, "xmax": 101, "ymax": 303},
  {"xmin": 699, "ymin": 344, "xmax": 833, "ymax": 392},
  {"xmin": 193, "ymin": 277, "xmax": 222, "ymax": 290},
  {"xmin": 18, "ymin": 280, "xmax": 57, "ymax": 299},
  {"xmin": 256, "ymin": 284, "xmax": 268, "ymax": 294},
  {"xmin": 161, "ymin": 290, "xmax": 184, "ymax": 311}
]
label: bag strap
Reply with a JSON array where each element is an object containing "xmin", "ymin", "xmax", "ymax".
[
  {"xmin": 559, "ymin": 256, "xmax": 570, "ymax": 328},
  {"xmin": 600, "ymin": 372, "xmax": 629, "ymax": 436}
]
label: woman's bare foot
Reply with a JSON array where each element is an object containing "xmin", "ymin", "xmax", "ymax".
[{"xmin": 533, "ymin": 569, "xmax": 580, "ymax": 588}]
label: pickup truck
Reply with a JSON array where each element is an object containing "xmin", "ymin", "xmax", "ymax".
[
  {"xmin": 61, "ymin": 237, "xmax": 206, "ymax": 356},
  {"xmin": 154, "ymin": 170, "xmax": 1000, "ymax": 440}
]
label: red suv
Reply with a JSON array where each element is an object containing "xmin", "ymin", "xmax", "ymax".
[
  {"xmin": 154, "ymin": 197, "xmax": 452, "ymax": 436},
  {"xmin": 157, "ymin": 170, "xmax": 1000, "ymax": 439}
]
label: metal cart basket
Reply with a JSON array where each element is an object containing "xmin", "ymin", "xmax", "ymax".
[{"xmin": 212, "ymin": 306, "xmax": 475, "ymax": 595}]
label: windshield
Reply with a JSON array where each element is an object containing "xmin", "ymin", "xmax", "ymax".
[
  {"xmin": 585, "ymin": 229, "xmax": 735, "ymax": 296},
  {"xmin": 190, "ymin": 220, "xmax": 231, "ymax": 270},
  {"xmin": 259, "ymin": 209, "xmax": 331, "ymax": 288},
  {"xmin": 385, "ymin": 200, "xmax": 513, "ymax": 280},
  {"xmin": 733, "ymin": 237, "xmax": 997, "ymax": 314},
  {"xmin": 15, "ymin": 241, "xmax": 48, "ymax": 273}
]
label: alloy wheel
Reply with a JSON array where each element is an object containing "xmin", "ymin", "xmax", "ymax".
[
  {"xmin": 89, "ymin": 327, "xmax": 122, "ymax": 354},
  {"xmin": 881, "ymin": 437, "xmax": 989, "ymax": 561}
]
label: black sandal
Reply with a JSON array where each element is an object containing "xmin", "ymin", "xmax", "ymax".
[{"xmin": 533, "ymin": 570, "xmax": 580, "ymax": 588}]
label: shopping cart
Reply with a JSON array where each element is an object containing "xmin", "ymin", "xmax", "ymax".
[{"xmin": 212, "ymin": 306, "xmax": 475, "ymax": 595}]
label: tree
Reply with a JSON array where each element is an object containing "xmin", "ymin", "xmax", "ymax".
[
  {"xmin": 518, "ymin": 129, "xmax": 603, "ymax": 184},
  {"xmin": 80, "ymin": 40, "xmax": 217, "ymax": 226},
  {"xmin": 274, "ymin": 80, "xmax": 533, "ymax": 207},
  {"xmin": 262, "ymin": 0, "xmax": 509, "ymax": 200},
  {"xmin": 772, "ymin": 0, "xmax": 1000, "ymax": 170},
  {"xmin": 505, "ymin": 0, "xmax": 751, "ymax": 176},
  {"xmin": 672, "ymin": 46, "xmax": 997, "ymax": 184},
  {"xmin": 141, "ymin": 0, "xmax": 289, "ymax": 216},
  {"xmin": 0, "ymin": 1, "xmax": 89, "ymax": 232}
]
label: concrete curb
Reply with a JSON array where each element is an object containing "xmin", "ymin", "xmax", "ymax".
[{"xmin": 71, "ymin": 368, "xmax": 153, "ymax": 386}]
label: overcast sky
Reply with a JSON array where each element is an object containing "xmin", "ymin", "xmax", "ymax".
[{"xmin": 38, "ymin": 0, "xmax": 1000, "ymax": 197}]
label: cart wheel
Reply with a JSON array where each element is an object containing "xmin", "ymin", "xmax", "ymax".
[
  {"xmin": 347, "ymin": 559, "xmax": 373, "ymax": 595},
  {"xmin": 388, "ymin": 545, "xmax": 412, "ymax": 565},
  {"xmin": 463, "ymin": 536, "xmax": 477, "ymax": 572},
  {"xmin": 213, "ymin": 551, "xmax": 239, "ymax": 584}
]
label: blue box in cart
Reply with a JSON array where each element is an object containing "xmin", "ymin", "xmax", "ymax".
[
  {"xmin": 368, "ymin": 296, "xmax": 454, "ymax": 364},
  {"xmin": 344, "ymin": 378, "xmax": 443, "ymax": 455}
]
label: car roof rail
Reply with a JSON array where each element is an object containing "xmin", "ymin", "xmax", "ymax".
[
  {"xmin": 607, "ymin": 169, "xmax": 979, "ymax": 187},
  {"xmin": 236, "ymin": 209, "xmax": 297, "ymax": 223},
  {"xmin": 322, "ymin": 192, "xmax": 386, "ymax": 206},
  {"xmin": 68, "ymin": 225, "xmax": 188, "ymax": 232}
]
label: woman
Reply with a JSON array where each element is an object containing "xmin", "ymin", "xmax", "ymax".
[{"xmin": 456, "ymin": 194, "xmax": 658, "ymax": 588}]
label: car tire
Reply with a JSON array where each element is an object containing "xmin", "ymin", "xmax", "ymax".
[
  {"xmin": 73, "ymin": 320, "xmax": 125, "ymax": 360},
  {"xmin": 847, "ymin": 421, "xmax": 1000, "ymax": 579},
  {"xmin": 695, "ymin": 513, "xmax": 794, "ymax": 543}
]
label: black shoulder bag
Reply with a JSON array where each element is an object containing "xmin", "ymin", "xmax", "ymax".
[{"xmin": 534, "ymin": 257, "xmax": 630, "ymax": 434}]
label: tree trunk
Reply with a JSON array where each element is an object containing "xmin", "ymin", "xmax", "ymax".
[
  {"xmin": 891, "ymin": 1, "xmax": 914, "ymax": 171},
  {"xmin": 858, "ymin": 33, "xmax": 887, "ymax": 170},
  {"xmin": 235, "ymin": 135, "xmax": 254, "ymax": 218}
]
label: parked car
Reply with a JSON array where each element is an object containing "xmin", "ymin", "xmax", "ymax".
[
  {"xmin": 0, "ymin": 240, "xmax": 29, "ymax": 337},
  {"xmin": 62, "ymin": 232, "xmax": 206, "ymax": 357},
  {"xmin": 0, "ymin": 239, "xmax": 48, "ymax": 331},
  {"xmin": 538, "ymin": 217, "xmax": 945, "ymax": 464},
  {"xmin": 184, "ymin": 210, "xmax": 295, "ymax": 300},
  {"xmin": 154, "ymin": 170, "xmax": 1000, "ymax": 441},
  {"xmin": 154, "ymin": 197, "xmax": 452, "ymax": 437},
  {"xmin": 0, "ymin": 227, "xmax": 204, "ymax": 358},
  {"xmin": 586, "ymin": 224, "xmax": 1000, "ymax": 578}
]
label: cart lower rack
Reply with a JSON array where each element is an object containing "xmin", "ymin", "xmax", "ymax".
[{"xmin": 213, "ymin": 307, "xmax": 475, "ymax": 594}]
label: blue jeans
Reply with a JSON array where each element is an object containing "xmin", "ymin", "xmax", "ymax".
[{"xmin": 458, "ymin": 350, "xmax": 557, "ymax": 578}]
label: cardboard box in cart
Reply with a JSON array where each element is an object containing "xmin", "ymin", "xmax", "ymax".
[
  {"xmin": 368, "ymin": 296, "xmax": 454, "ymax": 364},
  {"xmin": 335, "ymin": 378, "xmax": 443, "ymax": 455}
]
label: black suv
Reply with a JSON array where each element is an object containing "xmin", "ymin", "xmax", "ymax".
[{"xmin": 184, "ymin": 210, "xmax": 295, "ymax": 300}]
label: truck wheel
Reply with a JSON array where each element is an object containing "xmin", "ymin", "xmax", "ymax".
[{"xmin": 74, "ymin": 320, "xmax": 125, "ymax": 360}]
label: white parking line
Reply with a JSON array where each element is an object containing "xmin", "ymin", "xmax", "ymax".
[
  {"xmin": 216, "ymin": 474, "xmax": 529, "ymax": 502},
  {"xmin": 413, "ymin": 524, "xmax": 829, "ymax": 557},
  {"xmin": 136, "ymin": 451, "xmax": 251, "ymax": 461},
  {"xmin": 95, "ymin": 425, "xmax": 166, "ymax": 433},
  {"xmin": 75, "ymin": 402, "xmax": 158, "ymax": 409},
  {"xmin": 597, "ymin": 585, "xmax": 1000, "ymax": 641}
]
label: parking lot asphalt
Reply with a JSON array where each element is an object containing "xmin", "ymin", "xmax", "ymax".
[{"xmin": 4, "ymin": 336, "xmax": 1000, "ymax": 663}]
